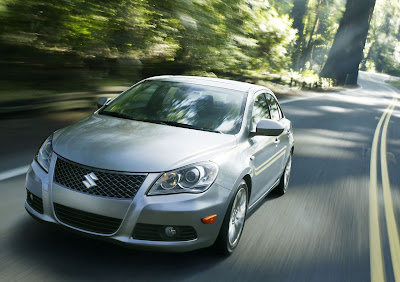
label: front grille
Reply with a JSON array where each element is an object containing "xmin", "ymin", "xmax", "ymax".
[
  {"xmin": 132, "ymin": 223, "xmax": 197, "ymax": 241},
  {"xmin": 27, "ymin": 190, "xmax": 44, "ymax": 214},
  {"xmin": 54, "ymin": 203, "xmax": 122, "ymax": 234},
  {"xmin": 53, "ymin": 157, "xmax": 147, "ymax": 199}
]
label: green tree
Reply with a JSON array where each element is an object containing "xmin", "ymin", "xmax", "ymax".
[
  {"xmin": 363, "ymin": 0, "xmax": 400, "ymax": 76},
  {"xmin": 291, "ymin": 0, "xmax": 309, "ymax": 70}
]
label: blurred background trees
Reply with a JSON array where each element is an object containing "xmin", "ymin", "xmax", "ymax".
[
  {"xmin": 362, "ymin": 0, "xmax": 400, "ymax": 76},
  {"xmin": 0, "ymin": 0, "xmax": 398, "ymax": 91}
]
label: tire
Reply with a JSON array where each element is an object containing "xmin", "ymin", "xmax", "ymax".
[
  {"xmin": 274, "ymin": 153, "xmax": 292, "ymax": 196},
  {"xmin": 214, "ymin": 180, "xmax": 248, "ymax": 255}
]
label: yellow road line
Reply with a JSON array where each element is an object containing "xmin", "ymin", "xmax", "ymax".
[
  {"xmin": 380, "ymin": 99, "xmax": 400, "ymax": 282},
  {"xmin": 370, "ymin": 101, "xmax": 392, "ymax": 282}
]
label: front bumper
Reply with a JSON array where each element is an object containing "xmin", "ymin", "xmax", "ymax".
[{"xmin": 25, "ymin": 155, "xmax": 232, "ymax": 252}]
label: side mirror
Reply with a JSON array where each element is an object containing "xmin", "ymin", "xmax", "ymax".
[
  {"xmin": 97, "ymin": 97, "xmax": 111, "ymax": 109},
  {"xmin": 252, "ymin": 119, "xmax": 284, "ymax": 136}
]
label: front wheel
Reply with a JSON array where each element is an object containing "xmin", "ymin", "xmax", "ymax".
[
  {"xmin": 274, "ymin": 153, "xmax": 292, "ymax": 196},
  {"xmin": 214, "ymin": 180, "xmax": 248, "ymax": 255}
]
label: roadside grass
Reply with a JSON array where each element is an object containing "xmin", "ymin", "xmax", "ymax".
[
  {"xmin": 219, "ymin": 70, "xmax": 344, "ymax": 96},
  {"xmin": 0, "ymin": 81, "xmax": 54, "ymax": 104},
  {"xmin": 387, "ymin": 80, "xmax": 400, "ymax": 91},
  {"xmin": 0, "ymin": 77, "xmax": 133, "ymax": 104},
  {"xmin": 0, "ymin": 68, "xmax": 338, "ymax": 106}
]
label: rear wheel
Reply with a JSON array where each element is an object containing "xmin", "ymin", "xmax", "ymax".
[
  {"xmin": 214, "ymin": 180, "xmax": 248, "ymax": 255},
  {"xmin": 275, "ymin": 153, "xmax": 292, "ymax": 196}
]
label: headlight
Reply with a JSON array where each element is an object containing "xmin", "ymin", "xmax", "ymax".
[
  {"xmin": 147, "ymin": 162, "xmax": 219, "ymax": 195},
  {"xmin": 35, "ymin": 135, "xmax": 53, "ymax": 172}
]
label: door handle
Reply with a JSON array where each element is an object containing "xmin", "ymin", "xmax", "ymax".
[
  {"xmin": 287, "ymin": 129, "xmax": 291, "ymax": 135},
  {"xmin": 274, "ymin": 138, "xmax": 280, "ymax": 144},
  {"xmin": 250, "ymin": 155, "xmax": 255, "ymax": 161}
]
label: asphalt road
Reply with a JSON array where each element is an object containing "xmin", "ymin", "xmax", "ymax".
[{"xmin": 1, "ymin": 72, "xmax": 400, "ymax": 281}]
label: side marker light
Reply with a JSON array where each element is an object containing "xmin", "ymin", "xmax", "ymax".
[{"xmin": 202, "ymin": 214, "xmax": 217, "ymax": 224}]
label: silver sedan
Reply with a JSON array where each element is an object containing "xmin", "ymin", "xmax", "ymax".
[{"xmin": 25, "ymin": 75, "xmax": 294, "ymax": 255}]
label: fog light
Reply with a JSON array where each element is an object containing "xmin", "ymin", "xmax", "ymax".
[
  {"xmin": 165, "ymin": 226, "xmax": 177, "ymax": 238},
  {"xmin": 27, "ymin": 191, "xmax": 34, "ymax": 205}
]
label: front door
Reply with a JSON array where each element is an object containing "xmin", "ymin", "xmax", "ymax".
[
  {"xmin": 247, "ymin": 92, "xmax": 291, "ymax": 206},
  {"xmin": 248, "ymin": 93, "xmax": 284, "ymax": 205}
]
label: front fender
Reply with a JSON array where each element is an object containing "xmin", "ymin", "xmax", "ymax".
[{"xmin": 212, "ymin": 150, "xmax": 253, "ymax": 192}]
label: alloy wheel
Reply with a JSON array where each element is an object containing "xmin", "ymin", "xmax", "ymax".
[
  {"xmin": 228, "ymin": 186, "xmax": 247, "ymax": 247},
  {"xmin": 283, "ymin": 154, "xmax": 292, "ymax": 193}
]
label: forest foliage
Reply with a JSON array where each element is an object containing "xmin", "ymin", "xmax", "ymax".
[
  {"xmin": 363, "ymin": 0, "xmax": 400, "ymax": 76},
  {"xmin": 0, "ymin": 0, "xmax": 398, "ymax": 89}
]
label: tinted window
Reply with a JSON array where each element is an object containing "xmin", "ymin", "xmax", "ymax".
[
  {"xmin": 100, "ymin": 80, "xmax": 247, "ymax": 134},
  {"xmin": 251, "ymin": 94, "xmax": 270, "ymax": 131},
  {"xmin": 265, "ymin": 94, "xmax": 282, "ymax": 121}
]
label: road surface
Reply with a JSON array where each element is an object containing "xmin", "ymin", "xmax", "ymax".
[{"xmin": 0, "ymin": 72, "xmax": 399, "ymax": 281}]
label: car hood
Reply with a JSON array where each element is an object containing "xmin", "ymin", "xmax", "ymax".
[{"xmin": 52, "ymin": 114, "xmax": 237, "ymax": 172}]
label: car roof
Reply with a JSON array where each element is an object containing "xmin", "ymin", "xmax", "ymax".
[{"xmin": 146, "ymin": 75, "xmax": 266, "ymax": 93}]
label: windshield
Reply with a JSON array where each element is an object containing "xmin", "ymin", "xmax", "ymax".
[{"xmin": 100, "ymin": 80, "xmax": 247, "ymax": 134}]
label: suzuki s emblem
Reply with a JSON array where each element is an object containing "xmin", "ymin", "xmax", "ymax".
[{"xmin": 82, "ymin": 172, "xmax": 98, "ymax": 189}]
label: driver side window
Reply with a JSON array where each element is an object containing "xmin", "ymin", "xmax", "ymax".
[{"xmin": 251, "ymin": 93, "xmax": 270, "ymax": 132}]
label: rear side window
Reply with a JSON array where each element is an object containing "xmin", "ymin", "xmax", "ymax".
[{"xmin": 265, "ymin": 94, "xmax": 282, "ymax": 121}]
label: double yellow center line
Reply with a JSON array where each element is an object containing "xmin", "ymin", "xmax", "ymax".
[{"xmin": 370, "ymin": 95, "xmax": 399, "ymax": 282}]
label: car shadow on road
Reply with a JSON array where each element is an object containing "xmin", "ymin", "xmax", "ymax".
[
  {"xmin": 8, "ymin": 215, "xmax": 224, "ymax": 280},
  {"xmin": 8, "ymin": 191, "xmax": 283, "ymax": 280},
  {"xmin": 247, "ymin": 192, "xmax": 281, "ymax": 219}
]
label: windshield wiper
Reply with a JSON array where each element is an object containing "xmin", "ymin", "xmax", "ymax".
[
  {"xmin": 147, "ymin": 120, "xmax": 222, "ymax": 133},
  {"xmin": 99, "ymin": 111, "xmax": 137, "ymax": 120},
  {"xmin": 99, "ymin": 114, "xmax": 222, "ymax": 133},
  {"xmin": 143, "ymin": 119, "xmax": 169, "ymax": 126}
]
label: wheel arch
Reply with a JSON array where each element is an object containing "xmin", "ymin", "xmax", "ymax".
[{"xmin": 242, "ymin": 174, "xmax": 252, "ymax": 200}]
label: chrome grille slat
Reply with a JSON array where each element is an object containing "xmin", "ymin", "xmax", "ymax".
[{"xmin": 53, "ymin": 157, "xmax": 147, "ymax": 199}]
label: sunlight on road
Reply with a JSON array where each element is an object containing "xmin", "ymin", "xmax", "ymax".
[{"xmin": 294, "ymin": 130, "xmax": 366, "ymax": 160}]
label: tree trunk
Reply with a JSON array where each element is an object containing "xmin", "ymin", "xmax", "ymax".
[
  {"xmin": 299, "ymin": 0, "xmax": 324, "ymax": 70},
  {"xmin": 291, "ymin": 0, "xmax": 309, "ymax": 71},
  {"xmin": 319, "ymin": 0, "xmax": 376, "ymax": 85}
]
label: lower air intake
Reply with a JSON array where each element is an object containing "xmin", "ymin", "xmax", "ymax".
[{"xmin": 54, "ymin": 203, "xmax": 122, "ymax": 235}]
